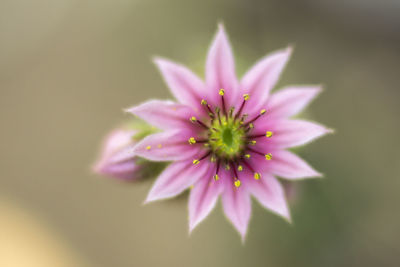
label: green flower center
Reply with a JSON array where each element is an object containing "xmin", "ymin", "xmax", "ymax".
[{"xmin": 209, "ymin": 115, "xmax": 246, "ymax": 159}]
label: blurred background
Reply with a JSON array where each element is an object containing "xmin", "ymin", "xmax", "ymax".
[{"xmin": 1, "ymin": 0, "xmax": 399, "ymax": 266}]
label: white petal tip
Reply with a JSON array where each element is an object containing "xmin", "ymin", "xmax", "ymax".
[{"xmin": 326, "ymin": 128, "xmax": 335, "ymax": 134}]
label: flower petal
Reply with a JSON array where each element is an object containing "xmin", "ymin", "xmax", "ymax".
[
  {"xmin": 133, "ymin": 130, "xmax": 201, "ymax": 161},
  {"xmin": 267, "ymin": 86, "xmax": 322, "ymax": 119},
  {"xmin": 246, "ymin": 173, "xmax": 291, "ymax": 221},
  {"xmin": 221, "ymin": 178, "xmax": 251, "ymax": 242},
  {"xmin": 154, "ymin": 57, "xmax": 205, "ymax": 112},
  {"xmin": 268, "ymin": 150, "xmax": 322, "ymax": 179},
  {"xmin": 126, "ymin": 100, "xmax": 194, "ymax": 130},
  {"xmin": 188, "ymin": 171, "xmax": 223, "ymax": 232},
  {"xmin": 93, "ymin": 129, "xmax": 140, "ymax": 180},
  {"xmin": 145, "ymin": 160, "xmax": 210, "ymax": 203},
  {"xmin": 205, "ymin": 24, "xmax": 239, "ymax": 107},
  {"xmin": 95, "ymin": 160, "xmax": 140, "ymax": 180},
  {"xmin": 241, "ymin": 47, "xmax": 292, "ymax": 115},
  {"xmin": 258, "ymin": 119, "xmax": 332, "ymax": 149}
]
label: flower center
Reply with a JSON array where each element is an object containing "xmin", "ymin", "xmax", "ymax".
[
  {"xmin": 208, "ymin": 115, "xmax": 245, "ymax": 159},
  {"xmin": 189, "ymin": 90, "xmax": 274, "ymax": 188}
]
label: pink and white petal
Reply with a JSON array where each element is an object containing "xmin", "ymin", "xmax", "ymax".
[
  {"xmin": 268, "ymin": 150, "xmax": 322, "ymax": 179},
  {"xmin": 241, "ymin": 47, "xmax": 292, "ymax": 115},
  {"xmin": 205, "ymin": 24, "xmax": 239, "ymax": 107},
  {"xmin": 261, "ymin": 119, "xmax": 332, "ymax": 149},
  {"xmin": 95, "ymin": 160, "xmax": 140, "ymax": 180},
  {"xmin": 133, "ymin": 130, "xmax": 201, "ymax": 161},
  {"xmin": 247, "ymin": 173, "xmax": 291, "ymax": 221},
  {"xmin": 145, "ymin": 160, "xmax": 210, "ymax": 203},
  {"xmin": 100, "ymin": 130, "xmax": 135, "ymax": 160},
  {"xmin": 126, "ymin": 100, "xmax": 195, "ymax": 130},
  {"xmin": 154, "ymin": 57, "xmax": 205, "ymax": 113},
  {"xmin": 267, "ymin": 86, "xmax": 322, "ymax": 119},
  {"xmin": 188, "ymin": 170, "xmax": 223, "ymax": 232},
  {"xmin": 221, "ymin": 177, "xmax": 251, "ymax": 241}
]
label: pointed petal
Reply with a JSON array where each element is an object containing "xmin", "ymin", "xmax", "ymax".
[
  {"xmin": 154, "ymin": 57, "xmax": 205, "ymax": 111},
  {"xmin": 268, "ymin": 150, "xmax": 322, "ymax": 179},
  {"xmin": 241, "ymin": 47, "xmax": 292, "ymax": 115},
  {"xmin": 95, "ymin": 160, "xmax": 140, "ymax": 180},
  {"xmin": 146, "ymin": 160, "xmax": 210, "ymax": 202},
  {"xmin": 188, "ymin": 172, "xmax": 223, "ymax": 232},
  {"xmin": 259, "ymin": 119, "xmax": 332, "ymax": 149},
  {"xmin": 133, "ymin": 130, "xmax": 201, "ymax": 161},
  {"xmin": 205, "ymin": 24, "xmax": 239, "ymax": 107},
  {"xmin": 247, "ymin": 173, "xmax": 291, "ymax": 221},
  {"xmin": 93, "ymin": 129, "xmax": 140, "ymax": 180},
  {"xmin": 221, "ymin": 178, "xmax": 251, "ymax": 241},
  {"xmin": 267, "ymin": 86, "xmax": 322, "ymax": 119},
  {"xmin": 126, "ymin": 100, "xmax": 194, "ymax": 130}
]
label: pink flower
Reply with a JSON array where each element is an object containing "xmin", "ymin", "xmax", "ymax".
[
  {"xmin": 93, "ymin": 129, "xmax": 141, "ymax": 180},
  {"xmin": 126, "ymin": 24, "xmax": 331, "ymax": 240}
]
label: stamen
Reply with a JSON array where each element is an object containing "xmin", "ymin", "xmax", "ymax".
[
  {"xmin": 201, "ymin": 99, "xmax": 215, "ymax": 118},
  {"xmin": 239, "ymin": 114, "xmax": 248, "ymax": 125},
  {"xmin": 244, "ymin": 154, "xmax": 251, "ymax": 159},
  {"xmin": 249, "ymin": 140, "xmax": 257, "ymax": 145},
  {"xmin": 192, "ymin": 151, "xmax": 212, "ymax": 165},
  {"xmin": 266, "ymin": 131, "xmax": 273, "ymax": 138},
  {"xmin": 190, "ymin": 116, "xmax": 209, "ymax": 129},
  {"xmin": 146, "ymin": 145, "xmax": 151, "ymax": 150},
  {"xmin": 265, "ymin": 153, "xmax": 272, "ymax": 160},
  {"xmin": 215, "ymin": 107, "xmax": 222, "ymax": 125},
  {"xmin": 235, "ymin": 94, "xmax": 250, "ymax": 120},
  {"xmin": 237, "ymin": 165, "xmax": 243, "ymax": 171},
  {"xmin": 234, "ymin": 179, "xmax": 241, "ymax": 188},
  {"xmin": 254, "ymin": 173, "xmax": 261, "ymax": 180},
  {"xmin": 247, "ymin": 147, "xmax": 265, "ymax": 156},
  {"xmin": 232, "ymin": 163, "xmax": 241, "ymax": 188},
  {"xmin": 229, "ymin": 107, "xmax": 235, "ymax": 118},
  {"xmin": 214, "ymin": 160, "xmax": 221, "ymax": 181},
  {"xmin": 241, "ymin": 160, "xmax": 255, "ymax": 172},
  {"xmin": 243, "ymin": 109, "xmax": 267, "ymax": 127},
  {"xmin": 188, "ymin": 137, "xmax": 196, "ymax": 145},
  {"xmin": 219, "ymin": 89, "xmax": 227, "ymax": 116}
]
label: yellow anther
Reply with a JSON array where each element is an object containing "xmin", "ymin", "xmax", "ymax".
[
  {"xmin": 250, "ymin": 140, "xmax": 257, "ymax": 145},
  {"xmin": 244, "ymin": 154, "xmax": 251, "ymax": 159},
  {"xmin": 265, "ymin": 153, "xmax": 272, "ymax": 160},
  {"xmin": 225, "ymin": 164, "xmax": 230, "ymax": 170},
  {"xmin": 237, "ymin": 165, "xmax": 243, "ymax": 172},
  {"xmin": 157, "ymin": 144, "xmax": 162, "ymax": 148},
  {"xmin": 243, "ymin": 94, "xmax": 250, "ymax": 101},
  {"xmin": 249, "ymin": 123, "xmax": 254, "ymax": 129},
  {"xmin": 190, "ymin": 116, "xmax": 197, "ymax": 123},
  {"xmin": 260, "ymin": 109, "xmax": 266, "ymax": 115},
  {"xmin": 203, "ymin": 143, "xmax": 210, "ymax": 148},
  {"xmin": 219, "ymin": 89, "xmax": 225, "ymax": 96},
  {"xmin": 234, "ymin": 179, "xmax": 241, "ymax": 188},
  {"xmin": 266, "ymin": 131, "xmax": 273, "ymax": 138},
  {"xmin": 146, "ymin": 145, "xmax": 151, "ymax": 150},
  {"xmin": 254, "ymin": 173, "xmax": 261, "ymax": 180},
  {"xmin": 188, "ymin": 137, "xmax": 196, "ymax": 145},
  {"xmin": 210, "ymin": 156, "xmax": 216, "ymax": 162},
  {"xmin": 193, "ymin": 159, "xmax": 200, "ymax": 165},
  {"xmin": 201, "ymin": 99, "xmax": 207, "ymax": 105},
  {"xmin": 214, "ymin": 174, "xmax": 219, "ymax": 181}
]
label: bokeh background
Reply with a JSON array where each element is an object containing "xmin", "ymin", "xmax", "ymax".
[{"xmin": 1, "ymin": 0, "xmax": 399, "ymax": 266}]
